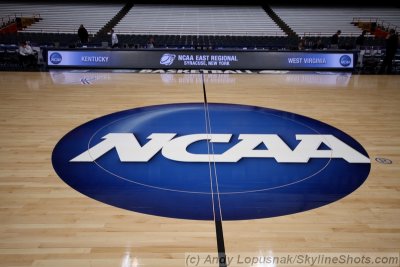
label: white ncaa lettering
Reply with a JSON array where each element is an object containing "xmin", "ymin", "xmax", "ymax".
[
  {"xmin": 70, "ymin": 133, "xmax": 370, "ymax": 163},
  {"xmin": 70, "ymin": 133, "xmax": 176, "ymax": 162},
  {"xmin": 162, "ymin": 134, "xmax": 232, "ymax": 162}
]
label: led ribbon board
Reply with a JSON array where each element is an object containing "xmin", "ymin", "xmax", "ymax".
[{"xmin": 47, "ymin": 50, "xmax": 354, "ymax": 70}]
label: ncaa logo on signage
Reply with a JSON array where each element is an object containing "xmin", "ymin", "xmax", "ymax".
[
  {"xmin": 160, "ymin": 53, "xmax": 176, "ymax": 65},
  {"xmin": 339, "ymin": 55, "xmax": 351, "ymax": 67},
  {"xmin": 52, "ymin": 103, "xmax": 370, "ymax": 220},
  {"xmin": 49, "ymin": 52, "xmax": 62, "ymax": 64}
]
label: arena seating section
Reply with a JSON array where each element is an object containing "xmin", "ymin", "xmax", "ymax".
[
  {"xmin": 117, "ymin": 5, "xmax": 285, "ymax": 37},
  {"xmin": 272, "ymin": 6, "xmax": 400, "ymax": 37},
  {"xmin": 0, "ymin": 2, "xmax": 399, "ymax": 71},
  {"xmin": 1, "ymin": 2, "xmax": 398, "ymax": 49},
  {"xmin": 272, "ymin": 6, "xmax": 399, "ymax": 47},
  {"xmin": 1, "ymin": 2, "xmax": 123, "ymax": 34}
]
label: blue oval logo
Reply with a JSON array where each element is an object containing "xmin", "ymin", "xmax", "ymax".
[
  {"xmin": 160, "ymin": 53, "xmax": 176, "ymax": 65},
  {"xmin": 49, "ymin": 52, "xmax": 62, "ymax": 64},
  {"xmin": 339, "ymin": 55, "xmax": 351, "ymax": 67},
  {"xmin": 52, "ymin": 103, "xmax": 370, "ymax": 220}
]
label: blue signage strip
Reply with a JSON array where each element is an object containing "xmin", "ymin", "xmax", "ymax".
[{"xmin": 47, "ymin": 49, "xmax": 355, "ymax": 70}]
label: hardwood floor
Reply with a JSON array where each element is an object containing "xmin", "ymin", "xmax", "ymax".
[{"xmin": 0, "ymin": 71, "xmax": 399, "ymax": 267}]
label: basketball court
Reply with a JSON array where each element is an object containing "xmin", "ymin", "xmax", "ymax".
[{"xmin": 0, "ymin": 71, "xmax": 399, "ymax": 267}]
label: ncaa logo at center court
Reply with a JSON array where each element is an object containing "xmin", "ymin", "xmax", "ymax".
[{"xmin": 52, "ymin": 103, "xmax": 371, "ymax": 220}]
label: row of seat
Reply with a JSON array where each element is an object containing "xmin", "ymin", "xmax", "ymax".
[
  {"xmin": 1, "ymin": 3, "xmax": 398, "ymax": 39},
  {"xmin": 1, "ymin": 32, "xmax": 387, "ymax": 50}
]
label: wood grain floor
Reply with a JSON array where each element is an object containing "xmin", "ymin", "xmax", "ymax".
[{"xmin": 0, "ymin": 71, "xmax": 399, "ymax": 267}]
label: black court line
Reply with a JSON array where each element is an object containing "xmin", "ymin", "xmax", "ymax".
[{"xmin": 201, "ymin": 73, "xmax": 227, "ymax": 267}]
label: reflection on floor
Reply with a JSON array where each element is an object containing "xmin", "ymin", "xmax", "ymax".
[{"xmin": 49, "ymin": 69, "xmax": 352, "ymax": 87}]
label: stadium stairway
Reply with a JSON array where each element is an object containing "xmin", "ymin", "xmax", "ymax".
[
  {"xmin": 95, "ymin": 2, "xmax": 134, "ymax": 40},
  {"xmin": 263, "ymin": 5, "xmax": 297, "ymax": 37}
]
